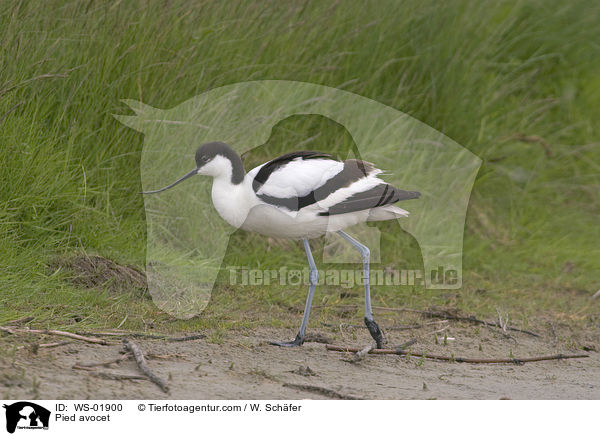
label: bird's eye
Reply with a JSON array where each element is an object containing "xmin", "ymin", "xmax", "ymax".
[{"xmin": 202, "ymin": 156, "xmax": 209, "ymax": 162}]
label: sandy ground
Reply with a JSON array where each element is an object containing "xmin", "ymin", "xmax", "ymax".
[{"xmin": 1, "ymin": 322, "xmax": 599, "ymax": 400}]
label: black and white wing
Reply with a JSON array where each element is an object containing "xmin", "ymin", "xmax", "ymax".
[
  {"xmin": 249, "ymin": 151, "xmax": 419, "ymax": 216},
  {"xmin": 317, "ymin": 182, "xmax": 420, "ymax": 216}
]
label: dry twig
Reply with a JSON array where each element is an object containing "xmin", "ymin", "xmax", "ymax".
[
  {"xmin": 344, "ymin": 338, "xmax": 416, "ymax": 364},
  {"xmin": 75, "ymin": 331, "xmax": 205, "ymax": 341},
  {"xmin": 344, "ymin": 344, "xmax": 374, "ymax": 363},
  {"xmin": 92, "ymin": 372, "xmax": 147, "ymax": 381},
  {"xmin": 326, "ymin": 345, "xmax": 588, "ymax": 364},
  {"xmin": 1, "ymin": 327, "xmax": 108, "ymax": 344},
  {"xmin": 283, "ymin": 383, "xmax": 362, "ymax": 400},
  {"xmin": 72, "ymin": 364, "xmax": 98, "ymax": 372},
  {"xmin": 16, "ymin": 341, "xmax": 71, "ymax": 351},
  {"xmin": 123, "ymin": 338, "xmax": 169, "ymax": 393}
]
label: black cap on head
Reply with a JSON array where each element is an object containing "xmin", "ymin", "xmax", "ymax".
[
  {"xmin": 195, "ymin": 141, "xmax": 245, "ymax": 184},
  {"xmin": 195, "ymin": 142, "xmax": 230, "ymax": 168}
]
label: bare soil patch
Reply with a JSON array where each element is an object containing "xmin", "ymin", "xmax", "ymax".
[{"xmin": 1, "ymin": 322, "xmax": 598, "ymax": 399}]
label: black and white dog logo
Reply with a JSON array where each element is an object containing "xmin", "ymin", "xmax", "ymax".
[{"xmin": 3, "ymin": 402, "xmax": 50, "ymax": 434}]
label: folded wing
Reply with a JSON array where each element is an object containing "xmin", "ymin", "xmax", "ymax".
[{"xmin": 249, "ymin": 151, "xmax": 419, "ymax": 216}]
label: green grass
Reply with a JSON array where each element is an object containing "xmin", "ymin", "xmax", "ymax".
[{"xmin": 0, "ymin": 0, "xmax": 599, "ymax": 333}]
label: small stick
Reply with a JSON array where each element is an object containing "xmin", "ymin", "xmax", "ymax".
[
  {"xmin": 75, "ymin": 331, "xmax": 205, "ymax": 341},
  {"xmin": 1, "ymin": 327, "xmax": 108, "ymax": 345},
  {"xmin": 326, "ymin": 345, "xmax": 589, "ymax": 364},
  {"xmin": 72, "ymin": 364, "xmax": 97, "ymax": 371},
  {"xmin": 283, "ymin": 383, "xmax": 362, "ymax": 400},
  {"xmin": 77, "ymin": 331, "xmax": 167, "ymax": 339},
  {"xmin": 344, "ymin": 344, "xmax": 374, "ymax": 363},
  {"xmin": 75, "ymin": 331, "xmax": 125, "ymax": 337},
  {"xmin": 123, "ymin": 338, "xmax": 169, "ymax": 393},
  {"xmin": 344, "ymin": 338, "xmax": 416, "ymax": 364},
  {"xmin": 16, "ymin": 341, "xmax": 71, "ymax": 351},
  {"xmin": 92, "ymin": 372, "xmax": 147, "ymax": 381},
  {"xmin": 356, "ymin": 344, "xmax": 374, "ymax": 359}
]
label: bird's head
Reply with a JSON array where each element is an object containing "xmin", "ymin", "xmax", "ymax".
[
  {"xmin": 141, "ymin": 141, "xmax": 244, "ymax": 194},
  {"xmin": 194, "ymin": 142, "xmax": 232, "ymax": 177}
]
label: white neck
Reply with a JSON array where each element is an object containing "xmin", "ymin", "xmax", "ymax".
[
  {"xmin": 205, "ymin": 157, "xmax": 251, "ymax": 229},
  {"xmin": 211, "ymin": 177, "xmax": 252, "ymax": 229}
]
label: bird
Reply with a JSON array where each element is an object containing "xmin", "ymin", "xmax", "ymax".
[{"xmin": 142, "ymin": 141, "xmax": 420, "ymax": 348}]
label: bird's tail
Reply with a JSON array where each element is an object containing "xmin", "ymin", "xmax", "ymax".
[{"xmin": 367, "ymin": 205, "xmax": 409, "ymax": 221}]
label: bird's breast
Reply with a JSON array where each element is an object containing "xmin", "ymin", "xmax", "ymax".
[{"xmin": 210, "ymin": 179, "xmax": 252, "ymax": 229}]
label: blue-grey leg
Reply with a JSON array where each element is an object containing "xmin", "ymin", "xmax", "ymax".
[
  {"xmin": 270, "ymin": 238, "xmax": 318, "ymax": 347},
  {"xmin": 337, "ymin": 230, "xmax": 385, "ymax": 348}
]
